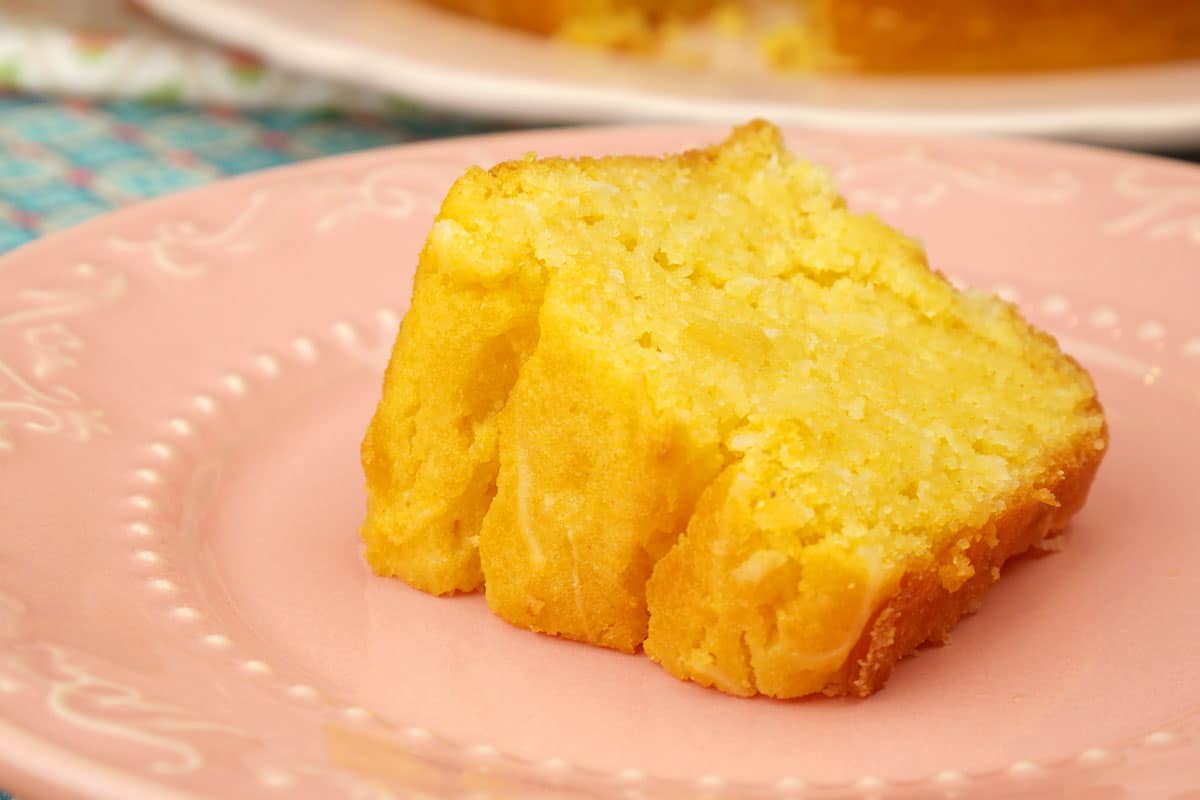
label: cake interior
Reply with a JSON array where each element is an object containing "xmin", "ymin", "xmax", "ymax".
[{"xmin": 420, "ymin": 123, "xmax": 1104, "ymax": 578}]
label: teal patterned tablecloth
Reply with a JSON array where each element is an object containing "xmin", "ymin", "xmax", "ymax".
[{"xmin": 0, "ymin": 93, "xmax": 510, "ymax": 253}]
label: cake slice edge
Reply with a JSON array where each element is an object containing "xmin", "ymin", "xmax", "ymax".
[{"xmin": 644, "ymin": 397, "xmax": 1107, "ymax": 699}]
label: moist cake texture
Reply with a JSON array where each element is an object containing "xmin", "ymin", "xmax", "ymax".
[{"xmin": 361, "ymin": 122, "xmax": 1107, "ymax": 697}]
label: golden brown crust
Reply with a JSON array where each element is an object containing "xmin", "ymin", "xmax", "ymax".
[
  {"xmin": 424, "ymin": 0, "xmax": 569, "ymax": 34},
  {"xmin": 817, "ymin": 0, "xmax": 1200, "ymax": 74},
  {"xmin": 824, "ymin": 415, "xmax": 1106, "ymax": 697},
  {"xmin": 427, "ymin": 0, "xmax": 1200, "ymax": 73}
]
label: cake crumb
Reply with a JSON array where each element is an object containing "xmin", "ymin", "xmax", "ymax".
[{"xmin": 1035, "ymin": 534, "xmax": 1067, "ymax": 553}]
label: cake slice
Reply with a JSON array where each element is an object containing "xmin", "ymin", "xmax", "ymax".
[{"xmin": 360, "ymin": 121, "xmax": 1106, "ymax": 697}]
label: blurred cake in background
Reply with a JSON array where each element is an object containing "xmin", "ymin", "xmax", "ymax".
[{"xmin": 425, "ymin": 0, "xmax": 1200, "ymax": 73}]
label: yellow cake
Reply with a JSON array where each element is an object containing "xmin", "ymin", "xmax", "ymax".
[
  {"xmin": 361, "ymin": 121, "xmax": 1106, "ymax": 697},
  {"xmin": 425, "ymin": 0, "xmax": 1200, "ymax": 73}
]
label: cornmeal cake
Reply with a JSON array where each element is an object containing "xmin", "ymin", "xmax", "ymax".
[
  {"xmin": 425, "ymin": 0, "xmax": 1200, "ymax": 73},
  {"xmin": 361, "ymin": 121, "xmax": 1106, "ymax": 697}
]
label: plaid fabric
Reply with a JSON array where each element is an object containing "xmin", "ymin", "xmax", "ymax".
[{"xmin": 0, "ymin": 93, "xmax": 511, "ymax": 252}]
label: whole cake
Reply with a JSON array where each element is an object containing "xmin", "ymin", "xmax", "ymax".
[
  {"xmin": 426, "ymin": 0, "xmax": 1200, "ymax": 73},
  {"xmin": 361, "ymin": 122, "xmax": 1107, "ymax": 698}
]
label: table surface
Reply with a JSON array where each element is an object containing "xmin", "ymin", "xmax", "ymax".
[{"xmin": 0, "ymin": 93, "xmax": 513, "ymax": 252}]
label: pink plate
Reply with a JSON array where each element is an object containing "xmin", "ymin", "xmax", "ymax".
[{"xmin": 0, "ymin": 126, "xmax": 1198, "ymax": 800}]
